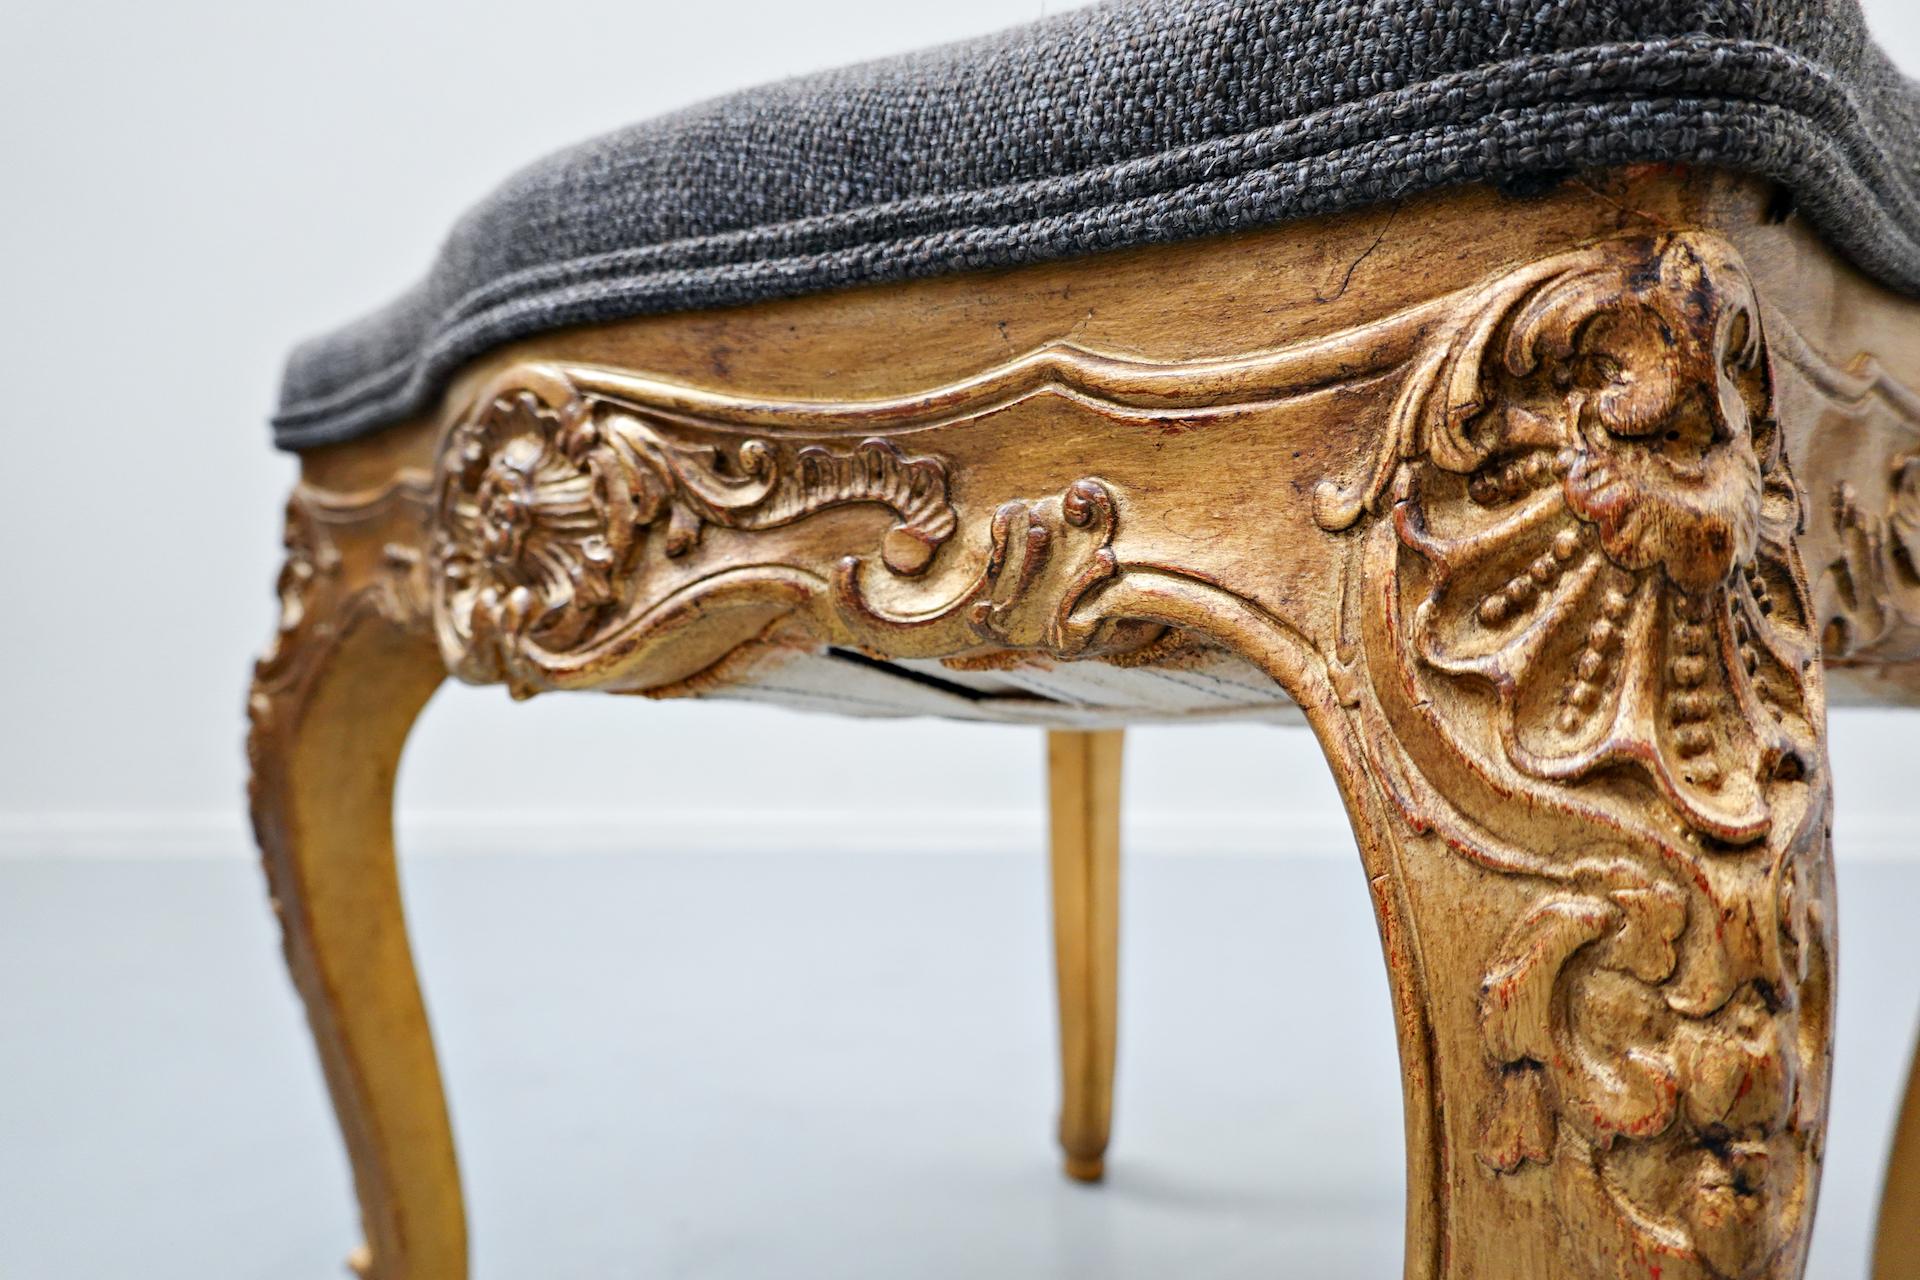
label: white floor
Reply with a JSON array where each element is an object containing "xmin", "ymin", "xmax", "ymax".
[{"xmin": 2, "ymin": 848, "xmax": 1914, "ymax": 1279}]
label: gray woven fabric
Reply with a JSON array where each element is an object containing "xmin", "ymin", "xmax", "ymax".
[{"xmin": 274, "ymin": 0, "xmax": 1920, "ymax": 449}]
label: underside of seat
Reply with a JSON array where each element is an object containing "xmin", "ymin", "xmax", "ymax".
[{"xmin": 680, "ymin": 644, "xmax": 1306, "ymax": 726}]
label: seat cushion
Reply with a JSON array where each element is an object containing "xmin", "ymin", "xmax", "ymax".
[{"xmin": 274, "ymin": 0, "xmax": 1920, "ymax": 449}]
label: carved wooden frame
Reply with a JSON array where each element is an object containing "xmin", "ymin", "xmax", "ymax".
[{"xmin": 250, "ymin": 170, "xmax": 1920, "ymax": 1280}]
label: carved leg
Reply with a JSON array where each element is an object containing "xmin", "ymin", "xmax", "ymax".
[
  {"xmin": 1313, "ymin": 701, "xmax": 1834, "ymax": 1280},
  {"xmin": 1876, "ymin": 1029, "xmax": 1920, "ymax": 1279},
  {"xmin": 1047, "ymin": 728, "xmax": 1122, "ymax": 1183},
  {"xmin": 248, "ymin": 493, "xmax": 463, "ymax": 1280},
  {"xmin": 1288, "ymin": 235, "xmax": 1838, "ymax": 1279}
]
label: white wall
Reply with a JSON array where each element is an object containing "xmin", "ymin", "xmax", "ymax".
[{"xmin": 3, "ymin": 0, "xmax": 1919, "ymax": 858}]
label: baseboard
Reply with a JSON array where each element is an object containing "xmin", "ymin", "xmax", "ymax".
[
  {"xmin": 3, "ymin": 809, "xmax": 1917, "ymax": 862},
  {"xmin": 0, "ymin": 809, "xmax": 1348, "ymax": 859}
]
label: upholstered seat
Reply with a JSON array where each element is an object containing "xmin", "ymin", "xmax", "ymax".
[{"xmin": 276, "ymin": 0, "xmax": 1920, "ymax": 448}]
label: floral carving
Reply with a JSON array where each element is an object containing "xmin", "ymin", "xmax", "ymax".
[
  {"xmin": 1337, "ymin": 233, "xmax": 1832, "ymax": 1280},
  {"xmin": 432, "ymin": 383, "xmax": 956, "ymax": 693}
]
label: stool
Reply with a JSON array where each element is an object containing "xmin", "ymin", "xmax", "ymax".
[{"xmin": 251, "ymin": 3, "xmax": 1920, "ymax": 1277}]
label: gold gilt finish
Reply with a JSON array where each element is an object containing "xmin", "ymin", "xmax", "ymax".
[
  {"xmin": 252, "ymin": 168, "xmax": 1920, "ymax": 1279},
  {"xmin": 1048, "ymin": 728, "xmax": 1123, "ymax": 1184}
]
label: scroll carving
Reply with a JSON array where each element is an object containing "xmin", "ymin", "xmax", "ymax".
[
  {"xmin": 249, "ymin": 481, "xmax": 434, "ymax": 745},
  {"xmin": 1828, "ymin": 460, "xmax": 1920, "ymax": 656},
  {"xmin": 252, "ymin": 493, "xmax": 341, "ymax": 713},
  {"xmin": 432, "ymin": 384, "xmax": 956, "ymax": 694},
  {"xmin": 1329, "ymin": 232, "xmax": 1832, "ymax": 1279},
  {"xmin": 1776, "ymin": 333, "xmax": 1920, "ymax": 665},
  {"xmin": 834, "ymin": 478, "xmax": 1163, "ymax": 660}
]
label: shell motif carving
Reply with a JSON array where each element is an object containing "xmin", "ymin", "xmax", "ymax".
[
  {"xmin": 1393, "ymin": 242, "xmax": 1818, "ymax": 844},
  {"xmin": 1330, "ymin": 232, "xmax": 1821, "ymax": 841},
  {"xmin": 431, "ymin": 383, "xmax": 956, "ymax": 693},
  {"xmin": 1337, "ymin": 233, "xmax": 1832, "ymax": 1280}
]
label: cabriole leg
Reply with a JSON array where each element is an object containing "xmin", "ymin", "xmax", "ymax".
[
  {"xmin": 1292, "ymin": 232, "xmax": 1837, "ymax": 1278},
  {"xmin": 249, "ymin": 490, "xmax": 463, "ymax": 1280}
]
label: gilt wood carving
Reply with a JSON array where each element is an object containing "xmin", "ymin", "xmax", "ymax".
[
  {"xmin": 1771, "ymin": 321, "xmax": 1920, "ymax": 667},
  {"xmin": 1322, "ymin": 234, "xmax": 1833, "ymax": 1280},
  {"xmin": 258, "ymin": 176, "xmax": 1920, "ymax": 1280},
  {"xmin": 397, "ymin": 230, "xmax": 1841, "ymax": 1279},
  {"xmin": 250, "ymin": 480, "xmax": 434, "ymax": 748}
]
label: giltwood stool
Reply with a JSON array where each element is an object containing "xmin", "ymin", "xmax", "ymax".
[{"xmin": 252, "ymin": 2, "xmax": 1920, "ymax": 1276}]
